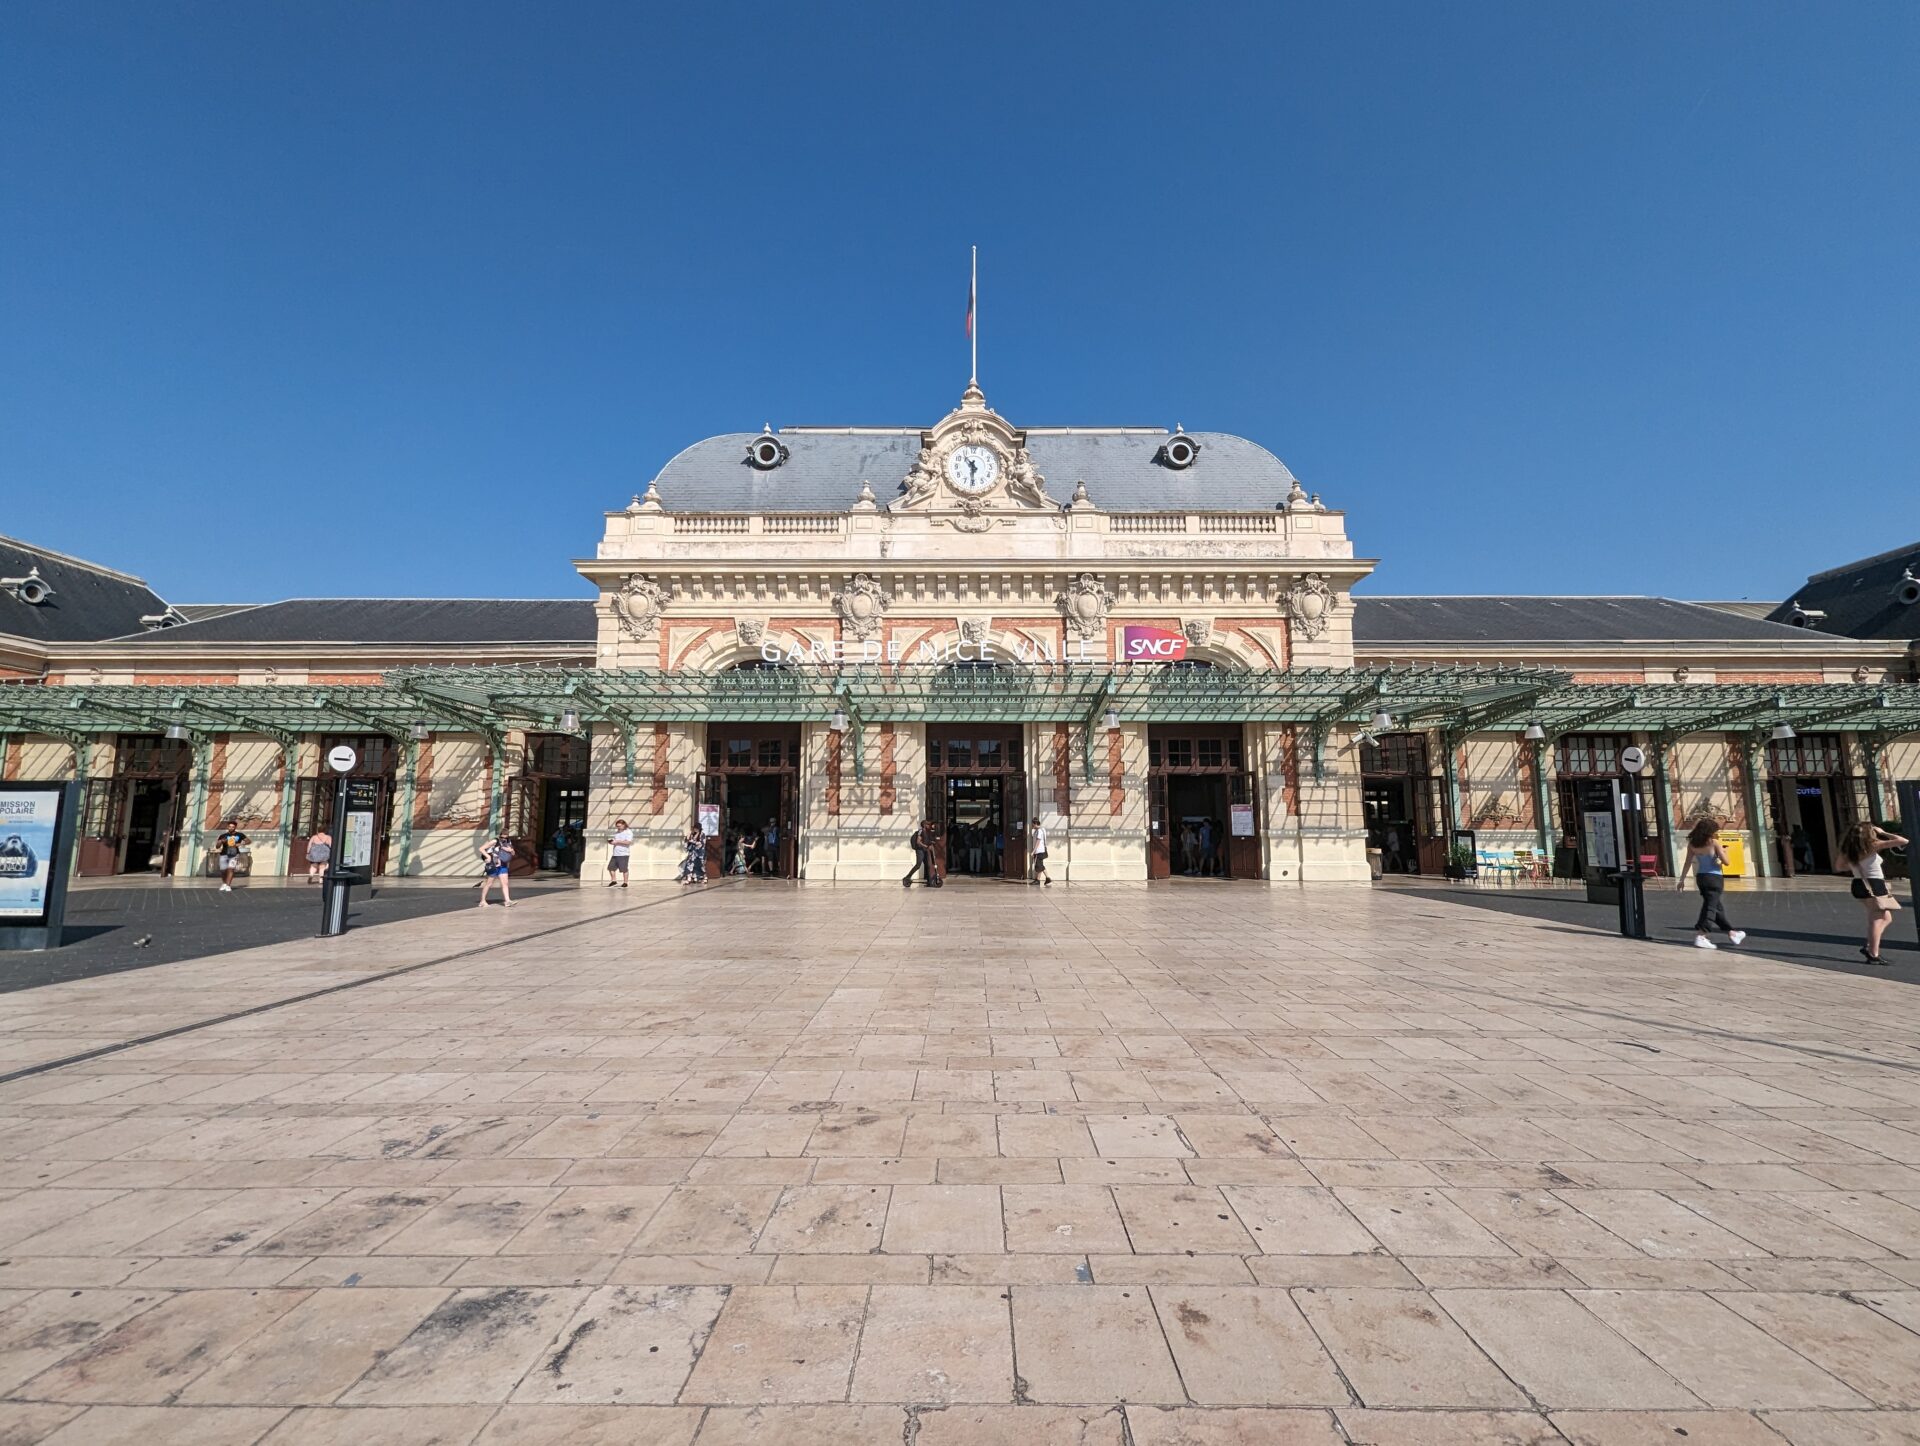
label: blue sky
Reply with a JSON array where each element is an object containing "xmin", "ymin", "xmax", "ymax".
[{"xmin": 3, "ymin": 2, "xmax": 1914, "ymax": 604}]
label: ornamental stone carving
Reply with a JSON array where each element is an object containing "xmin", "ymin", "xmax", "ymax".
[
  {"xmin": 957, "ymin": 617, "xmax": 990, "ymax": 645},
  {"xmin": 1183, "ymin": 618, "xmax": 1212, "ymax": 649},
  {"xmin": 1059, "ymin": 573, "xmax": 1113, "ymax": 640},
  {"xmin": 833, "ymin": 573, "xmax": 891, "ymax": 641},
  {"xmin": 735, "ymin": 618, "xmax": 767, "ymax": 649},
  {"xmin": 1282, "ymin": 573, "xmax": 1335, "ymax": 641},
  {"xmin": 609, "ymin": 575, "xmax": 669, "ymax": 639},
  {"xmin": 1004, "ymin": 447, "xmax": 1050, "ymax": 508}
]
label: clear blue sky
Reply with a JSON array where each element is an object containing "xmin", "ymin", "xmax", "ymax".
[{"xmin": 3, "ymin": 2, "xmax": 1914, "ymax": 604}]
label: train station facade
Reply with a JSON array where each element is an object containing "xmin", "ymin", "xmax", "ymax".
[{"xmin": 3, "ymin": 385, "xmax": 1917, "ymax": 885}]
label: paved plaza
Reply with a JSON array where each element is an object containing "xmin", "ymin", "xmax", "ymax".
[{"xmin": 4, "ymin": 881, "xmax": 1920, "ymax": 1444}]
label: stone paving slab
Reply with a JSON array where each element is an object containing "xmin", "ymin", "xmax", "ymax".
[{"xmin": 5, "ymin": 880, "xmax": 1920, "ymax": 1439}]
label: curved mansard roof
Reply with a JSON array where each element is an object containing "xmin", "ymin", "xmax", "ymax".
[{"xmin": 644, "ymin": 428, "xmax": 1302, "ymax": 513}]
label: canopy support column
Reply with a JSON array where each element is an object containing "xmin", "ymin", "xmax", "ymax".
[
  {"xmin": 1862, "ymin": 735, "xmax": 1889, "ymax": 821},
  {"xmin": 395, "ymin": 735, "xmax": 420, "ymax": 877},
  {"xmin": 278, "ymin": 740, "xmax": 299, "ymax": 872},
  {"xmin": 1651, "ymin": 742, "xmax": 1677, "ymax": 877},
  {"xmin": 1530, "ymin": 737, "xmax": 1553, "ymax": 856},
  {"xmin": 185, "ymin": 737, "xmax": 211, "ymax": 878},
  {"xmin": 1439, "ymin": 732, "xmax": 1462, "ymax": 839},
  {"xmin": 487, "ymin": 735, "xmax": 506, "ymax": 837},
  {"xmin": 1739, "ymin": 734, "xmax": 1773, "ymax": 880}
]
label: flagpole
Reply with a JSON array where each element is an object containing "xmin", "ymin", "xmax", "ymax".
[{"xmin": 970, "ymin": 245, "xmax": 978, "ymax": 386}]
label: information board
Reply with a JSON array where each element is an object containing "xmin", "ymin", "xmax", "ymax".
[
  {"xmin": 697, "ymin": 804, "xmax": 721, "ymax": 838},
  {"xmin": 338, "ymin": 777, "xmax": 381, "ymax": 884},
  {"xmin": 1229, "ymin": 803, "xmax": 1255, "ymax": 838}
]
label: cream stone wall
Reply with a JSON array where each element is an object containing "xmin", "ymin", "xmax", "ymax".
[
  {"xmin": 6, "ymin": 737, "xmax": 77, "ymax": 781},
  {"xmin": 202, "ymin": 736, "xmax": 288, "ymax": 876},
  {"xmin": 406, "ymin": 734, "xmax": 494, "ymax": 879},
  {"xmin": 1290, "ymin": 725, "xmax": 1368, "ymax": 882}
]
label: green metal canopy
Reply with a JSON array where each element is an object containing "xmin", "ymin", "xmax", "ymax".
[{"xmin": 6, "ymin": 667, "xmax": 1919, "ymax": 743}]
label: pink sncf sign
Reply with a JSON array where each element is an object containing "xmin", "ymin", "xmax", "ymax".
[{"xmin": 1120, "ymin": 625, "xmax": 1188, "ymax": 662}]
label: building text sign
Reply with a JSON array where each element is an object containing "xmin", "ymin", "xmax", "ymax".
[{"xmin": 759, "ymin": 630, "xmax": 1191, "ymax": 667}]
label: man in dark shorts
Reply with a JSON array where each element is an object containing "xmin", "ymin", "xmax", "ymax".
[{"xmin": 213, "ymin": 819, "xmax": 249, "ymax": 892}]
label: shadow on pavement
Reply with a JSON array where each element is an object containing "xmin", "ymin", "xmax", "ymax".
[
  {"xmin": 2, "ymin": 884, "xmax": 566, "ymax": 994},
  {"xmin": 1401, "ymin": 882, "xmax": 1917, "ymax": 980}
]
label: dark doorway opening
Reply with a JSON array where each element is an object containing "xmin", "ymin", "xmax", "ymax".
[
  {"xmin": 698, "ymin": 724, "xmax": 799, "ymax": 878},
  {"xmin": 722, "ymin": 773, "xmax": 788, "ymax": 876},
  {"xmin": 541, "ymin": 780, "xmax": 590, "ymax": 875},
  {"xmin": 1361, "ymin": 733, "xmax": 1441, "ymax": 875},
  {"xmin": 925, "ymin": 726, "xmax": 1027, "ymax": 881},
  {"xmin": 945, "ymin": 776, "xmax": 1006, "ymax": 877},
  {"xmin": 1146, "ymin": 725, "xmax": 1258, "ymax": 879},
  {"xmin": 122, "ymin": 780, "xmax": 180, "ymax": 873}
]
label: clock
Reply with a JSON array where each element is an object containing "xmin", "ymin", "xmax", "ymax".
[{"xmin": 945, "ymin": 444, "xmax": 1000, "ymax": 496}]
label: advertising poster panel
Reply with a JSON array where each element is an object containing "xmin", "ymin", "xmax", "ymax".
[{"xmin": 0, "ymin": 786, "xmax": 62, "ymax": 924}]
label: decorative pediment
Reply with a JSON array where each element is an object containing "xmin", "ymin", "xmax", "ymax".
[{"xmin": 891, "ymin": 385, "xmax": 1054, "ymax": 515}]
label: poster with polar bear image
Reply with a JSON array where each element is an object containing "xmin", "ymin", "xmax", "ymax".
[{"xmin": 0, "ymin": 787, "xmax": 61, "ymax": 921}]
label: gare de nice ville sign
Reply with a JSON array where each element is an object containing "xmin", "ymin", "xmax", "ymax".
[{"xmin": 760, "ymin": 625, "xmax": 1190, "ymax": 667}]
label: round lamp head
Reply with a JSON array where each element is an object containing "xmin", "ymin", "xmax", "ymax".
[
  {"xmin": 409, "ymin": 722, "xmax": 431, "ymax": 742},
  {"xmin": 1524, "ymin": 721, "xmax": 1546, "ymax": 742},
  {"xmin": 1369, "ymin": 709, "xmax": 1393, "ymax": 733},
  {"xmin": 1103, "ymin": 708, "xmax": 1120, "ymax": 732},
  {"xmin": 1770, "ymin": 722, "xmax": 1796, "ymax": 742},
  {"xmin": 559, "ymin": 709, "xmax": 580, "ymax": 733},
  {"xmin": 164, "ymin": 722, "xmax": 190, "ymax": 742},
  {"xmin": 829, "ymin": 708, "xmax": 848, "ymax": 733}
]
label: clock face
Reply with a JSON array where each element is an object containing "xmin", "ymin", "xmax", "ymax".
[{"xmin": 945, "ymin": 444, "xmax": 1000, "ymax": 495}]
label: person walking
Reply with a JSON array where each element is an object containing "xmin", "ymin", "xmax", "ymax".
[
  {"xmin": 213, "ymin": 819, "xmax": 250, "ymax": 892},
  {"xmin": 1675, "ymin": 819, "xmax": 1745, "ymax": 950},
  {"xmin": 606, "ymin": 819, "xmax": 632, "ymax": 887},
  {"xmin": 677, "ymin": 823, "xmax": 707, "ymax": 885},
  {"xmin": 304, "ymin": 828, "xmax": 332, "ymax": 884},
  {"xmin": 477, "ymin": 834, "xmax": 514, "ymax": 908},
  {"xmin": 760, "ymin": 820, "xmax": 778, "ymax": 876},
  {"xmin": 1030, "ymin": 819, "xmax": 1052, "ymax": 886},
  {"xmin": 1839, "ymin": 821, "xmax": 1909, "ymax": 966},
  {"xmin": 904, "ymin": 818, "xmax": 933, "ymax": 888}
]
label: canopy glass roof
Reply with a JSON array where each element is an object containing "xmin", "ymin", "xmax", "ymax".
[{"xmin": 2, "ymin": 667, "xmax": 1917, "ymax": 743}]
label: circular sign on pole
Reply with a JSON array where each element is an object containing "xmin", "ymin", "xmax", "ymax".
[
  {"xmin": 1619, "ymin": 745, "xmax": 1647, "ymax": 775},
  {"xmin": 326, "ymin": 745, "xmax": 358, "ymax": 774}
]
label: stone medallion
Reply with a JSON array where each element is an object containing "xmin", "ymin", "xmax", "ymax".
[{"xmin": 833, "ymin": 574, "xmax": 892, "ymax": 641}]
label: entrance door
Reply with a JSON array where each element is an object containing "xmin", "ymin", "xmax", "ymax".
[
  {"xmin": 77, "ymin": 778, "xmax": 126, "ymax": 877},
  {"xmin": 121, "ymin": 778, "xmax": 181, "ymax": 872},
  {"xmin": 1148, "ymin": 775, "xmax": 1171, "ymax": 879},
  {"xmin": 696, "ymin": 770, "xmax": 726, "ymax": 877},
  {"xmin": 540, "ymin": 780, "xmax": 589, "ymax": 874},
  {"xmin": 723, "ymin": 772, "xmax": 787, "ymax": 877},
  {"xmin": 1002, "ymin": 768, "xmax": 1028, "ymax": 881},
  {"xmin": 925, "ymin": 727, "xmax": 1026, "ymax": 881},
  {"xmin": 1770, "ymin": 777, "xmax": 1836, "ymax": 876},
  {"xmin": 1147, "ymin": 725, "xmax": 1256, "ymax": 880},
  {"xmin": 1166, "ymin": 774, "xmax": 1230, "ymax": 877}
]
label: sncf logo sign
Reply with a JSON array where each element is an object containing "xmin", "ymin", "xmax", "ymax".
[{"xmin": 1120, "ymin": 625, "xmax": 1188, "ymax": 662}]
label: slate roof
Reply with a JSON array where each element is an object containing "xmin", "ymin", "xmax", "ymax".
[
  {"xmin": 103, "ymin": 598, "xmax": 598, "ymax": 647},
  {"xmin": 1354, "ymin": 596, "xmax": 1841, "ymax": 646},
  {"xmin": 648, "ymin": 428, "xmax": 1301, "ymax": 512},
  {"xmin": 0, "ymin": 535, "xmax": 174, "ymax": 644},
  {"xmin": 1766, "ymin": 542, "xmax": 1920, "ymax": 641}
]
